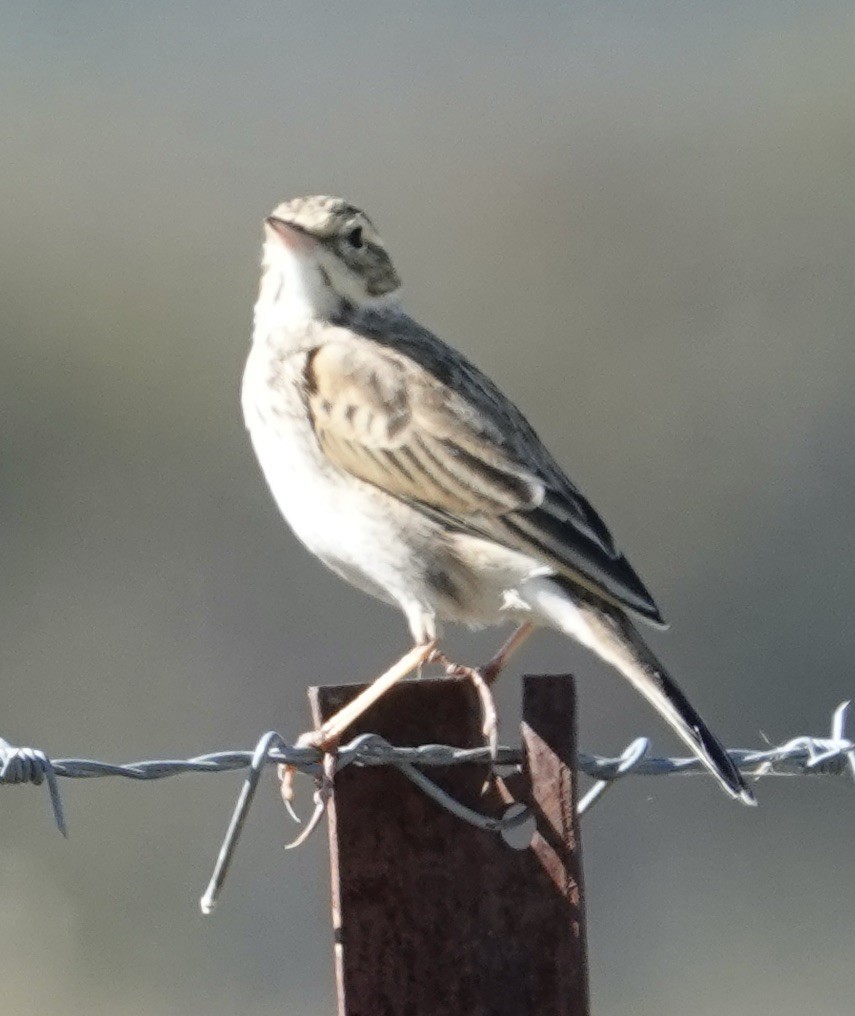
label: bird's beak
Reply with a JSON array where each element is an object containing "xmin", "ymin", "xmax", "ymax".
[{"xmin": 264, "ymin": 216, "xmax": 316, "ymax": 252}]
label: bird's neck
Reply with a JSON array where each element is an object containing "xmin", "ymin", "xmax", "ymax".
[
  {"xmin": 253, "ymin": 262, "xmax": 402, "ymax": 338},
  {"xmin": 253, "ymin": 260, "xmax": 337, "ymax": 332}
]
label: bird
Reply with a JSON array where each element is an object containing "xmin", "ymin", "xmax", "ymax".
[{"xmin": 242, "ymin": 194, "xmax": 754, "ymax": 806}]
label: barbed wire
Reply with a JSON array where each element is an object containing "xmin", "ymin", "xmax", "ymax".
[{"xmin": 2, "ymin": 701, "xmax": 853, "ymax": 912}]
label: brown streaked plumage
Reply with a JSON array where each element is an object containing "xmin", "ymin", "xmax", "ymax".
[
  {"xmin": 302, "ymin": 330, "xmax": 662, "ymax": 622},
  {"xmin": 243, "ymin": 194, "xmax": 754, "ymax": 805}
]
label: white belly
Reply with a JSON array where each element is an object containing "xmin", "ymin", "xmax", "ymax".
[{"xmin": 250, "ymin": 425, "xmax": 402, "ymax": 601}]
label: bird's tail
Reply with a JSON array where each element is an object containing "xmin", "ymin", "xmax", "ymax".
[{"xmin": 524, "ymin": 577, "xmax": 755, "ymax": 805}]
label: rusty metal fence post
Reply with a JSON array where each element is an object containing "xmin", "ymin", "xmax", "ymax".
[{"xmin": 310, "ymin": 673, "xmax": 589, "ymax": 1016}]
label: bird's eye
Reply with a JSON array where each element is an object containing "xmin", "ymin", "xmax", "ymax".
[{"xmin": 347, "ymin": 226, "xmax": 364, "ymax": 249}]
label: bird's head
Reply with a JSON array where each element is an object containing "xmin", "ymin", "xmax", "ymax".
[{"xmin": 261, "ymin": 195, "xmax": 402, "ymax": 320}]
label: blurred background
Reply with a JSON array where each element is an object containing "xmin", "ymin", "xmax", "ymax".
[{"xmin": 2, "ymin": 3, "xmax": 854, "ymax": 1013}]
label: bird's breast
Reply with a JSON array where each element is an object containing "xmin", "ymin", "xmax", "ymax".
[{"xmin": 241, "ymin": 339, "xmax": 412, "ymax": 601}]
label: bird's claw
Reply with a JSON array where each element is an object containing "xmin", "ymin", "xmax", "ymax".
[
  {"xmin": 283, "ymin": 751, "xmax": 336, "ymax": 850},
  {"xmin": 278, "ymin": 731, "xmax": 339, "ymax": 834}
]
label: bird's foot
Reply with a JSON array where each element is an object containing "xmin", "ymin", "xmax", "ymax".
[
  {"xmin": 279, "ymin": 732, "xmax": 338, "ymax": 850},
  {"xmin": 277, "ymin": 641, "xmax": 437, "ymax": 837},
  {"xmin": 277, "ymin": 728, "xmax": 339, "ymax": 847},
  {"xmin": 278, "ymin": 728, "xmax": 340, "ymax": 828}
]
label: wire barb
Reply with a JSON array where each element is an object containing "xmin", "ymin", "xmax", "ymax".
[
  {"xmin": 199, "ymin": 731, "xmax": 285, "ymax": 915},
  {"xmin": 577, "ymin": 737, "xmax": 650, "ymax": 816},
  {"xmin": 746, "ymin": 700, "xmax": 855, "ymax": 780}
]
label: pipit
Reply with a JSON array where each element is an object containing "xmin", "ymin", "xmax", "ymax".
[{"xmin": 242, "ymin": 195, "xmax": 753, "ymax": 807}]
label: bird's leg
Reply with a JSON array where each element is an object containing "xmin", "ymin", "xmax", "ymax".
[
  {"xmin": 278, "ymin": 640, "xmax": 437, "ymax": 815},
  {"xmin": 427, "ymin": 649, "xmax": 499, "ymax": 763},
  {"xmin": 432, "ymin": 652, "xmax": 500, "ymax": 796},
  {"xmin": 311, "ymin": 639, "xmax": 438, "ymax": 747},
  {"xmin": 432, "ymin": 624, "xmax": 535, "ymax": 768},
  {"xmin": 481, "ymin": 622, "xmax": 535, "ymax": 686}
]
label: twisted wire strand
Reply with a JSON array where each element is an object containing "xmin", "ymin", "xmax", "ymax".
[{"xmin": 3, "ymin": 702, "xmax": 852, "ymax": 912}]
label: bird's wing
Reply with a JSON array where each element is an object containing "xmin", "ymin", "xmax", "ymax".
[{"xmin": 304, "ymin": 331, "xmax": 664, "ymax": 623}]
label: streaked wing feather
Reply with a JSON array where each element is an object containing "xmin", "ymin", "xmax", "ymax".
[
  {"xmin": 306, "ymin": 341, "xmax": 538, "ymax": 515},
  {"xmin": 304, "ymin": 330, "xmax": 663, "ymax": 623}
]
